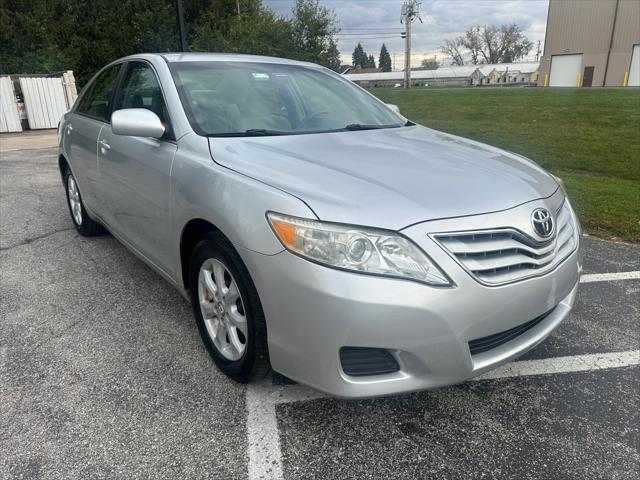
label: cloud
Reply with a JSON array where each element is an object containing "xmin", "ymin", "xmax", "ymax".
[{"xmin": 264, "ymin": 0, "xmax": 549, "ymax": 66}]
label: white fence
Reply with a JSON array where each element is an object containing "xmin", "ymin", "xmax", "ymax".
[
  {"xmin": 0, "ymin": 71, "xmax": 77, "ymax": 133},
  {"xmin": 0, "ymin": 76, "xmax": 22, "ymax": 133},
  {"xmin": 19, "ymin": 77, "xmax": 69, "ymax": 129}
]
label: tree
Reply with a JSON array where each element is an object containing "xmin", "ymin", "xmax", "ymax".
[
  {"xmin": 1, "ymin": 0, "xmax": 341, "ymax": 86},
  {"xmin": 323, "ymin": 39, "xmax": 341, "ymax": 72},
  {"xmin": 352, "ymin": 43, "xmax": 366, "ymax": 67},
  {"xmin": 288, "ymin": 0, "xmax": 340, "ymax": 68},
  {"xmin": 464, "ymin": 26, "xmax": 483, "ymax": 65},
  {"xmin": 191, "ymin": 1, "xmax": 294, "ymax": 59},
  {"xmin": 351, "ymin": 44, "xmax": 378, "ymax": 69},
  {"xmin": 441, "ymin": 38, "xmax": 465, "ymax": 66},
  {"xmin": 0, "ymin": 0, "xmax": 179, "ymax": 84},
  {"xmin": 379, "ymin": 43, "xmax": 392, "ymax": 72},
  {"xmin": 491, "ymin": 23, "xmax": 534, "ymax": 63},
  {"xmin": 441, "ymin": 23, "xmax": 533, "ymax": 65},
  {"xmin": 420, "ymin": 57, "xmax": 439, "ymax": 70},
  {"xmin": 192, "ymin": 0, "xmax": 341, "ymax": 68}
]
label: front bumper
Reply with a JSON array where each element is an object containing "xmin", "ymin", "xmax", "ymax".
[
  {"xmin": 239, "ymin": 194, "xmax": 582, "ymax": 399},
  {"xmin": 240, "ymin": 245, "xmax": 579, "ymax": 399}
]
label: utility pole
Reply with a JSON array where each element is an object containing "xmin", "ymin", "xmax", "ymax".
[
  {"xmin": 401, "ymin": 0, "xmax": 423, "ymax": 89},
  {"xmin": 404, "ymin": 17, "xmax": 412, "ymax": 88},
  {"xmin": 176, "ymin": 0, "xmax": 187, "ymax": 52},
  {"xmin": 393, "ymin": 53, "xmax": 397, "ymax": 72},
  {"xmin": 535, "ymin": 40, "xmax": 541, "ymax": 62}
]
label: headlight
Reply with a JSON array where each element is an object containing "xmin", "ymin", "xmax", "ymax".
[{"xmin": 267, "ymin": 212, "xmax": 451, "ymax": 286}]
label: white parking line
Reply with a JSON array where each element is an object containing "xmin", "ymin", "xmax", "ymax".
[
  {"xmin": 477, "ymin": 350, "xmax": 640, "ymax": 379},
  {"xmin": 246, "ymin": 350, "xmax": 640, "ymax": 479},
  {"xmin": 580, "ymin": 271, "xmax": 640, "ymax": 283},
  {"xmin": 245, "ymin": 270, "xmax": 640, "ymax": 480},
  {"xmin": 246, "ymin": 382, "xmax": 327, "ymax": 480}
]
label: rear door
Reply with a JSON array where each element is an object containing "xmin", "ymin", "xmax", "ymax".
[
  {"xmin": 97, "ymin": 61, "xmax": 177, "ymax": 274},
  {"xmin": 67, "ymin": 64, "xmax": 122, "ymax": 211}
]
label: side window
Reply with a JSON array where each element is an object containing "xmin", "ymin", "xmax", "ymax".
[
  {"xmin": 77, "ymin": 65, "xmax": 121, "ymax": 122},
  {"xmin": 114, "ymin": 63, "xmax": 168, "ymax": 125}
]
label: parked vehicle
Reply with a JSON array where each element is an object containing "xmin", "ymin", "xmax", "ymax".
[{"xmin": 58, "ymin": 53, "xmax": 582, "ymax": 398}]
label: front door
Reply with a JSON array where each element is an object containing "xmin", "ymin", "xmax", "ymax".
[{"xmin": 97, "ymin": 61, "xmax": 177, "ymax": 275}]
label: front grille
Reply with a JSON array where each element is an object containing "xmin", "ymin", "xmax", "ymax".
[
  {"xmin": 340, "ymin": 347, "xmax": 400, "ymax": 377},
  {"xmin": 434, "ymin": 201, "xmax": 578, "ymax": 285},
  {"xmin": 468, "ymin": 309, "xmax": 553, "ymax": 355}
]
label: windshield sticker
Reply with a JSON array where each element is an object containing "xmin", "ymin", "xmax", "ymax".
[{"xmin": 252, "ymin": 73, "xmax": 270, "ymax": 80}]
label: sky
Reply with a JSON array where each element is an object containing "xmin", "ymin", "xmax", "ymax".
[{"xmin": 263, "ymin": 0, "xmax": 549, "ymax": 68}]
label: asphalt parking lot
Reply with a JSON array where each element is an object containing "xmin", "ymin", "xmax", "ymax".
[{"xmin": 1, "ymin": 143, "xmax": 639, "ymax": 480}]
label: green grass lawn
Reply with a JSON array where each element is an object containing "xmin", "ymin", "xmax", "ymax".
[{"xmin": 372, "ymin": 87, "xmax": 640, "ymax": 243}]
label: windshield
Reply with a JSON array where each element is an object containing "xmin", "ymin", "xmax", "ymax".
[{"xmin": 169, "ymin": 61, "xmax": 405, "ymax": 136}]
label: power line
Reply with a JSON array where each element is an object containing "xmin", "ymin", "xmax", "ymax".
[
  {"xmin": 339, "ymin": 33, "xmax": 403, "ymax": 36},
  {"xmin": 335, "ymin": 35, "xmax": 403, "ymax": 39},
  {"xmin": 336, "ymin": 31, "xmax": 404, "ymax": 36},
  {"xmin": 340, "ymin": 27, "xmax": 404, "ymax": 31}
]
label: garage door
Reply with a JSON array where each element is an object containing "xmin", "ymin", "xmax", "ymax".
[
  {"xmin": 628, "ymin": 44, "xmax": 640, "ymax": 87},
  {"xmin": 549, "ymin": 54, "xmax": 583, "ymax": 87}
]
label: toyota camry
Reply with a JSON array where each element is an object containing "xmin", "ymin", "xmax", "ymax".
[{"xmin": 58, "ymin": 53, "xmax": 582, "ymax": 398}]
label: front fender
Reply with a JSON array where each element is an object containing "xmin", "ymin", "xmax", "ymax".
[{"xmin": 171, "ymin": 134, "xmax": 316, "ymax": 274}]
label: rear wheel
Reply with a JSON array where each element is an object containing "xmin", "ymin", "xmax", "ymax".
[
  {"xmin": 189, "ymin": 232, "xmax": 270, "ymax": 382},
  {"xmin": 64, "ymin": 168, "xmax": 105, "ymax": 236}
]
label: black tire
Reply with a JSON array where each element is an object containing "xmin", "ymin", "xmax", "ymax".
[
  {"xmin": 189, "ymin": 232, "xmax": 271, "ymax": 382},
  {"xmin": 63, "ymin": 168, "xmax": 105, "ymax": 236}
]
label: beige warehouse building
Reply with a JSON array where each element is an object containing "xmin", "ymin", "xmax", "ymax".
[{"xmin": 538, "ymin": 0, "xmax": 640, "ymax": 87}]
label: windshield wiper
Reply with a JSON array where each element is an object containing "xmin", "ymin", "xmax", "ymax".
[
  {"xmin": 243, "ymin": 129, "xmax": 288, "ymax": 136},
  {"xmin": 343, "ymin": 123, "xmax": 403, "ymax": 131},
  {"xmin": 208, "ymin": 129, "xmax": 289, "ymax": 137}
]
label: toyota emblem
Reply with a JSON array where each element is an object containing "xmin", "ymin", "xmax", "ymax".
[{"xmin": 531, "ymin": 208, "xmax": 554, "ymax": 238}]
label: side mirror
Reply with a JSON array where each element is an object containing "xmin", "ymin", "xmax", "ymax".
[
  {"xmin": 111, "ymin": 108, "xmax": 165, "ymax": 138},
  {"xmin": 386, "ymin": 103, "xmax": 400, "ymax": 114}
]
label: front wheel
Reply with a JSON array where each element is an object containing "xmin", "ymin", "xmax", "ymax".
[
  {"xmin": 189, "ymin": 232, "xmax": 270, "ymax": 382},
  {"xmin": 64, "ymin": 168, "xmax": 105, "ymax": 236}
]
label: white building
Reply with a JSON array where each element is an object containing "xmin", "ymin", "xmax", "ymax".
[{"xmin": 343, "ymin": 62, "xmax": 540, "ymax": 88}]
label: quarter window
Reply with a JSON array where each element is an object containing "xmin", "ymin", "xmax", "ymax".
[{"xmin": 77, "ymin": 64, "xmax": 121, "ymax": 122}]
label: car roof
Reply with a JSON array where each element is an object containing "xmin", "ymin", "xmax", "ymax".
[{"xmin": 158, "ymin": 52, "xmax": 321, "ymax": 68}]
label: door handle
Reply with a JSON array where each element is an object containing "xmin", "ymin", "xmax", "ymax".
[{"xmin": 98, "ymin": 140, "xmax": 111, "ymax": 150}]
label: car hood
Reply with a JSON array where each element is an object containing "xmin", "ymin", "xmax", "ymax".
[{"xmin": 208, "ymin": 125, "xmax": 558, "ymax": 230}]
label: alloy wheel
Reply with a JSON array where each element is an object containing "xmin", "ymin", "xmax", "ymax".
[
  {"xmin": 67, "ymin": 175, "xmax": 82, "ymax": 226},
  {"xmin": 198, "ymin": 258, "xmax": 248, "ymax": 361}
]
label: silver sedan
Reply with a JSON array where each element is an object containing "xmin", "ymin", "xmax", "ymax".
[{"xmin": 58, "ymin": 53, "xmax": 582, "ymax": 398}]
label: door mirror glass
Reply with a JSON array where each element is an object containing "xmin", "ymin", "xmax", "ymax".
[
  {"xmin": 111, "ymin": 108, "xmax": 165, "ymax": 138},
  {"xmin": 386, "ymin": 103, "xmax": 400, "ymax": 114}
]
